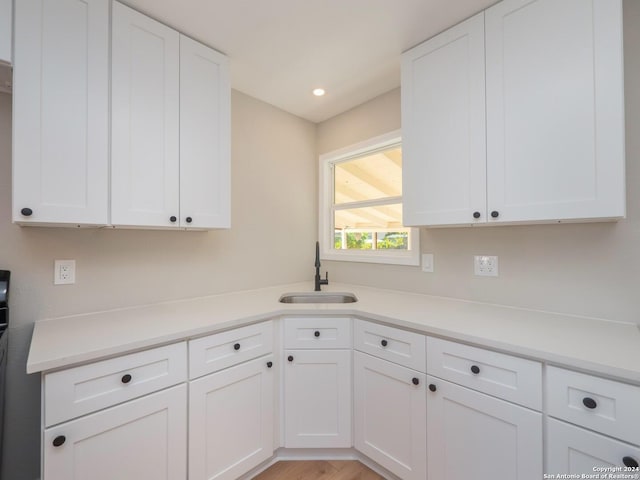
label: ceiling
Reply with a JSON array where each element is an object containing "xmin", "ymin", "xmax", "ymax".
[{"xmin": 121, "ymin": 0, "xmax": 497, "ymax": 123}]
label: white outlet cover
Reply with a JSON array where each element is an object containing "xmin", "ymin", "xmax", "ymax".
[
  {"xmin": 474, "ymin": 255, "xmax": 498, "ymax": 277},
  {"xmin": 421, "ymin": 253, "xmax": 434, "ymax": 273},
  {"xmin": 54, "ymin": 260, "xmax": 76, "ymax": 285}
]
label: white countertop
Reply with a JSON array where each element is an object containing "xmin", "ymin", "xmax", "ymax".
[{"xmin": 27, "ymin": 282, "xmax": 640, "ymax": 383}]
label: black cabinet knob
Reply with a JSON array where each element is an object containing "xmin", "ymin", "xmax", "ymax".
[
  {"xmin": 428, "ymin": 384, "xmax": 437, "ymax": 392},
  {"xmin": 121, "ymin": 374, "xmax": 132, "ymax": 384},
  {"xmin": 186, "ymin": 217, "xmax": 193, "ymax": 224},
  {"xmin": 491, "ymin": 210, "xmax": 499, "ymax": 218},
  {"xmin": 623, "ymin": 457, "xmax": 639, "ymax": 468},
  {"xmin": 582, "ymin": 397, "xmax": 597, "ymax": 409},
  {"xmin": 21, "ymin": 207, "xmax": 33, "ymax": 217},
  {"xmin": 412, "ymin": 377, "xmax": 420, "ymax": 386},
  {"xmin": 169, "ymin": 216, "xmax": 177, "ymax": 223},
  {"xmin": 473, "ymin": 211, "xmax": 481, "ymax": 219},
  {"xmin": 266, "ymin": 361, "xmax": 273, "ymax": 368},
  {"xmin": 53, "ymin": 435, "xmax": 66, "ymax": 447},
  {"xmin": 470, "ymin": 365, "xmax": 480, "ymax": 375},
  {"xmin": 287, "ymin": 355, "xmax": 294, "ymax": 362},
  {"xmin": 381, "ymin": 339, "xmax": 388, "ymax": 347},
  {"xmin": 233, "ymin": 343, "xmax": 241, "ymax": 351},
  {"xmin": 314, "ymin": 331, "xmax": 320, "ymax": 337}
]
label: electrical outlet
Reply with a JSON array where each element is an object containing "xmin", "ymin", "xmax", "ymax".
[
  {"xmin": 54, "ymin": 260, "xmax": 76, "ymax": 285},
  {"xmin": 421, "ymin": 254, "xmax": 434, "ymax": 273},
  {"xmin": 474, "ymin": 255, "xmax": 498, "ymax": 277}
]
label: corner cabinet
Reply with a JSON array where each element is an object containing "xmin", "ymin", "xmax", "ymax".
[
  {"xmin": 402, "ymin": 0, "xmax": 625, "ymax": 227},
  {"xmin": 13, "ymin": 0, "xmax": 110, "ymax": 226},
  {"xmin": 111, "ymin": 2, "xmax": 230, "ymax": 230},
  {"xmin": 283, "ymin": 317, "xmax": 352, "ymax": 448}
]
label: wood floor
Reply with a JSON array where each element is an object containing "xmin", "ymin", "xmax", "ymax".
[{"xmin": 252, "ymin": 460, "xmax": 386, "ymax": 480}]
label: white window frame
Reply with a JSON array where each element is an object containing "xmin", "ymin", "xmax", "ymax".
[{"xmin": 319, "ymin": 130, "xmax": 420, "ymax": 266}]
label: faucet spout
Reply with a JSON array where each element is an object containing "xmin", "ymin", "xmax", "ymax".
[{"xmin": 314, "ymin": 241, "xmax": 329, "ymax": 291}]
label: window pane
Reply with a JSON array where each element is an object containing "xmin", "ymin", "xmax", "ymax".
[
  {"xmin": 334, "ymin": 146, "xmax": 402, "ymax": 205},
  {"xmin": 334, "ymin": 203, "xmax": 403, "ymax": 230},
  {"xmin": 376, "ymin": 231, "xmax": 408, "ymax": 250}
]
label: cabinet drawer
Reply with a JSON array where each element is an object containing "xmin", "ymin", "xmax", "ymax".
[
  {"xmin": 283, "ymin": 317, "xmax": 351, "ymax": 349},
  {"xmin": 189, "ymin": 321, "xmax": 273, "ymax": 379},
  {"xmin": 426, "ymin": 337, "xmax": 542, "ymax": 410},
  {"xmin": 353, "ymin": 319, "xmax": 426, "ymax": 372},
  {"xmin": 44, "ymin": 342, "xmax": 187, "ymax": 427},
  {"xmin": 547, "ymin": 366, "xmax": 640, "ymax": 446}
]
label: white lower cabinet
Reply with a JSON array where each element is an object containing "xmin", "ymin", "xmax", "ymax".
[
  {"xmin": 354, "ymin": 351, "xmax": 427, "ymax": 480},
  {"xmin": 189, "ymin": 355, "xmax": 275, "ymax": 480},
  {"xmin": 547, "ymin": 418, "xmax": 640, "ymax": 475},
  {"xmin": 43, "ymin": 384, "xmax": 187, "ymax": 480},
  {"xmin": 284, "ymin": 349, "xmax": 352, "ymax": 448},
  {"xmin": 426, "ymin": 376, "xmax": 542, "ymax": 480}
]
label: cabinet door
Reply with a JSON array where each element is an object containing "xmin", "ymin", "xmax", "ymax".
[
  {"xmin": 547, "ymin": 418, "xmax": 640, "ymax": 475},
  {"xmin": 485, "ymin": 0, "xmax": 625, "ymax": 223},
  {"xmin": 353, "ymin": 352, "xmax": 426, "ymax": 480},
  {"xmin": 284, "ymin": 349, "xmax": 351, "ymax": 448},
  {"xmin": 43, "ymin": 384, "xmax": 187, "ymax": 480},
  {"xmin": 427, "ymin": 376, "xmax": 542, "ymax": 480},
  {"xmin": 0, "ymin": 0, "xmax": 11, "ymax": 63},
  {"xmin": 401, "ymin": 12, "xmax": 486, "ymax": 226},
  {"xmin": 111, "ymin": 1, "xmax": 180, "ymax": 228},
  {"xmin": 180, "ymin": 35, "xmax": 230, "ymax": 229},
  {"xmin": 189, "ymin": 356, "xmax": 274, "ymax": 480},
  {"xmin": 13, "ymin": 0, "xmax": 109, "ymax": 226}
]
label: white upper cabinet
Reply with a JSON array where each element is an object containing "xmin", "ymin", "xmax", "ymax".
[
  {"xmin": 402, "ymin": 13, "xmax": 486, "ymax": 226},
  {"xmin": 485, "ymin": 0, "xmax": 625, "ymax": 223},
  {"xmin": 111, "ymin": 1, "xmax": 180, "ymax": 228},
  {"xmin": 402, "ymin": 0, "xmax": 625, "ymax": 227},
  {"xmin": 111, "ymin": 1, "xmax": 230, "ymax": 229},
  {"xmin": 0, "ymin": 0, "xmax": 11, "ymax": 63},
  {"xmin": 180, "ymin": 35, "xmax": 230, "ymax": 229},
  {"xmin": 13, "ymin": 0, "xmax": 110, "ymax": 226}
]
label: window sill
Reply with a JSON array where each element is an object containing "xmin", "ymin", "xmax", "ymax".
[{"xmin": 321, "ymin": 249, "xmax": 420, "ymax": 266}]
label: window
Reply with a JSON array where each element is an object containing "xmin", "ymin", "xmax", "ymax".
[{"xmin": 319, "ymin": 130, "xmax": 420, "ymax": 265}]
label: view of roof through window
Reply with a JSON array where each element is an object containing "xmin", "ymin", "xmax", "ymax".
[{"xmin": 332, "ymin": 145, "xmax": 408, "ymax": 250}]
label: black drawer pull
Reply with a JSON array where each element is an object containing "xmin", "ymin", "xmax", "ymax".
[
  {"xmin": 491, "ymin": 210, "xmax": 499, "ymax": 218},
  {"xmin": 412, "ymin": 377, "xmax": 419, "ymax": 386},
  {"xmin": 314, "ymin": 331, "xmax": 320, "ymax": 337},
  {"xmin": 473, "ymin": 211, "xmax": 481, "ymax": 219},
  {"xmin": 381, "ymin": 339, "xmax": 388, "ymax": 347},
  {"xmin": 623, "ymin": 457, "xmax": 639, "ymax": 468},
  {"xmin": 470, "ymin": 365, "xmax": 480, "ymax": 375},
  {"xmin": 287, "ymin": 355, "xmax": 294, "ymax": 362},
  {"xmin": 21, "ymin": 207, "xmax": 33, "ymax": 217},
  {"xmin": 186, "ymin": 217, "xmax": 193, "ymax": 223},
  {"xmin": 266, "ymin": 361, "xmax": 273, "ymax": 368},
  {"xmin": 582, "ymin": 397, "xmax": 597, "ymax": 409},
  {"xmin": 53, "ymin": 435, "xmax": 66, "ymax": 447},
  {"xmin": 121, "ymin": 374, "xmax": 132, "ymax": 384},
  {"xmin": 169, "ymin": 216, "xmax": 177, "ymax": 223},
  {"xmin": 233, "ymin": 343, "xmax": 241, "ymax": 351},
  {"xmin": 428, "ymin": 384, "xmax": 437, "ymax": 392}
]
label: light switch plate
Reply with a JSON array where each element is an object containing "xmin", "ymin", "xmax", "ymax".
[
  {"xmin": 422, "ymin": 254, "xmax": 434, "ymax": 273},
  {"xmin": 54, "ymin": 260, "xmax": 76, "ymax": 285},
  {"xmin": 474, "ymin": 255, "xmax": 498, "ymax": 277}
]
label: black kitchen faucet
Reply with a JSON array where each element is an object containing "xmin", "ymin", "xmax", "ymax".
[{"xmin": 314, "ymin": 241, "xmax": 329, "ymax": 291}]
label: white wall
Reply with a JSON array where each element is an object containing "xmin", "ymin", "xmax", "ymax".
[
  {"xmin": 317, "ymin": 1, "xmax": 640, "ymax": 326},
  {"xmin": 0, "ymin": 90, "xmax": 317, "ymax": 480}
]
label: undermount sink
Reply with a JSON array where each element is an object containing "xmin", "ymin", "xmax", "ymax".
[{"xmin": 279, "ymin": 292, "xmax": 358, "ymax": 304}]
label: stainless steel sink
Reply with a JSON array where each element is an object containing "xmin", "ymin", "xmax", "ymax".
[{"xmin": 279, "ymin": 292, "xmax": 358, "ymax": 304}]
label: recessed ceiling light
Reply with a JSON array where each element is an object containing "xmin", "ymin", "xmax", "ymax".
[{"xmin": 313, "ymin": 88, "xmax": 326, "ymax": 97}]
